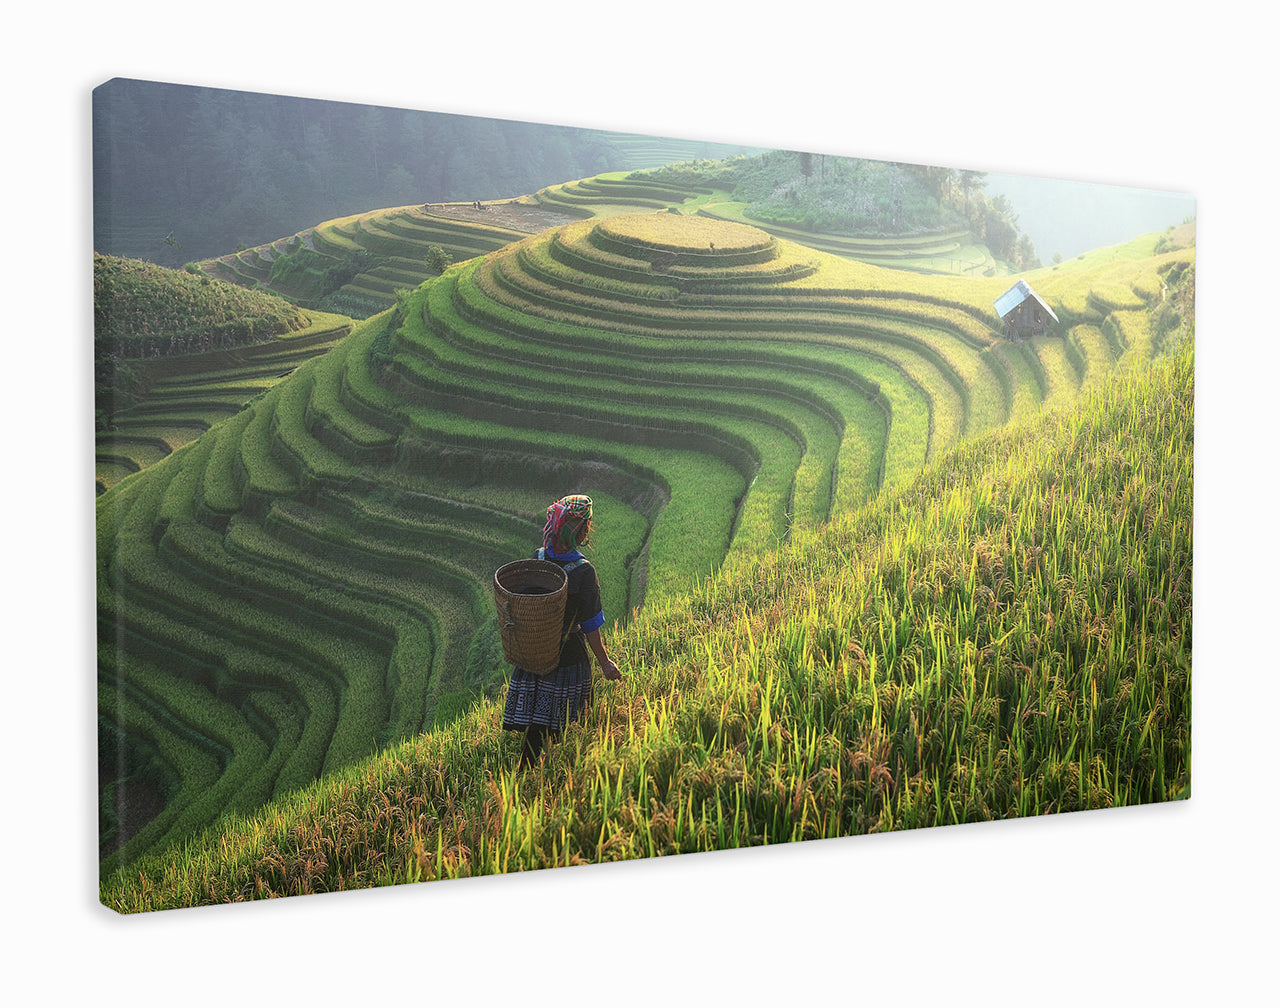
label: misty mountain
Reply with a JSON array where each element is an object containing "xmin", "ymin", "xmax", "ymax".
[
  {"xmin": 92, "ymin": 78, "xmax": 756, "ymax": 268},
  {"xmin": 93, "ymin": 79, "xmax": 1195, "ymax": 272},
  {"xmin": 984, "ymin": 172, "xmax": 1194, "ymax": 262}
]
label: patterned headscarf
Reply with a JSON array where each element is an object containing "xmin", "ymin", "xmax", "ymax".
[{"xmin": 543, "ymin": 494, "xmax": 593, "ymax": 555}]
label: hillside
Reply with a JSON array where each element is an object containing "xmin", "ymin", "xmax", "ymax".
[
  {"xmin": 96, "ymin": 209, "xmax": 1193, "ymax": 884},
  {"xmin": 94, "ymin": 253, "xmax": 307, "ymax": 352},
  {"xmin": 94, "ymin": 254, "xmax": 352, "ymax": 493},
  {"xmin": 92, "ymin": 78, "xmax": 766, "ymax": 268},
  {"xmin": 533, "ymin": 165, "xmax": 1009, "ymax": 275},
  {"xmin": 196, "ymin": 165, "xmax": 1013, "ymax": 324},
  {"xmin": 101, "ymin": 327, "xmax": 1193, "ymax": 910},
  {"xmin": 195, "ymin": 203, "xmax": 550, "ymax": 318}
]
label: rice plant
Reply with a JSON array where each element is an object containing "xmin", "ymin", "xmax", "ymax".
[
  {"xmin": 97, "ymin": 209, "xmax": 1191, "ymax": 892},
  {"xmin": 101, "ymin": 330, "xmax": 1193, "ymax": 911}
]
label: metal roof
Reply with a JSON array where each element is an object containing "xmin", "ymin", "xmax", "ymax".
[{"xmin": 993, "ymin": 280, "xmax": 1059, "ymax": 323}]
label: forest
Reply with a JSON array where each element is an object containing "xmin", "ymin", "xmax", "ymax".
[
  {"xmin": 673, "ymin": 152, "xmax": 1042, "ymax": 269},
  {"xmin": 93, "ymin": 79, "xmax": 1046, "ymax": 274},
  {"xmin": 92, "ymin": 79, "xmax": 750, "ymax": 268}
]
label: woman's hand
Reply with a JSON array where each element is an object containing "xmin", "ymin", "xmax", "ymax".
[{"xmin": 586, "ymin": 629, "xmax": 620, "ymax": 680}]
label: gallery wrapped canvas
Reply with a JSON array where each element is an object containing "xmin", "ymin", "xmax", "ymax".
[{"xmin": 93, "ymin": 77, "xmax": 1194, "ymax": 913}]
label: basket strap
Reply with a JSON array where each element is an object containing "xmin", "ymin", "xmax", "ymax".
[
  {"xmin": 537, "ymin": 548, "xmax": 586, "ymax": 575},
  {"xmin": 536, "ymin": 550, "xmax": 589, "ymax": 647}
]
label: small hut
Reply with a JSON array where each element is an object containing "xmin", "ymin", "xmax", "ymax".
[{"xmin": 994, "ymin": 279, "xmax": 1059, "ymax": 340}]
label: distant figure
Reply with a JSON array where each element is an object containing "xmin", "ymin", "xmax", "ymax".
[{"xmin": 502, "ymin": 494, "xmax": 621, "ymax": 769}]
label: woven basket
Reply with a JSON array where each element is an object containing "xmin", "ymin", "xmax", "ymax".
[{"xmin": 493, "ymin": 559, "xmax": 569, "ymax": 675}]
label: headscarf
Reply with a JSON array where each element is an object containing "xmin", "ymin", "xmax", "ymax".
[{"xmin": 543, "ymin": 494, "xmax": 593, "ymax": 555}]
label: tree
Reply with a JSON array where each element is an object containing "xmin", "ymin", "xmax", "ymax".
[
  {"xmin": 903, "ymin": 164, "xmax": 956, "ymax": 206},
  {"xmin": 1016, "ymin": 233, "xmax": 1039, "ymax": 270},
  {"xmin": 984, "ymin": 213, "xmax": 1018, "ymax": 263},
  {"xmin": 357, "ymin": 107, "xmax": 388, "ymax": 189},
  {"xmin": 933, "ymin": 166, "xmax": 957, "ymax": 205},
  {"xmin": 302, "ymin": 123, "xmax": 337, "ymax": 200},
  {"xmin": 958, "ymin": 169, "xmax": 987, "ymax": 216},
  {"xmin": 424, "ymin": 244, "xmax": 453, "ymax": 275},
  {"xmin": 382, "ymin": 164, "xmax": 416, "ymax": 203}
]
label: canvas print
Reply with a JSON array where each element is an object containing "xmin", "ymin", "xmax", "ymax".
[{"xmin": 94, "ymin": 77, "xmax": 1195, "ymax": 913}]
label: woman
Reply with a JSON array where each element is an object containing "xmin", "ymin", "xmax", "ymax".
[{"xmin": 502, "ymin": 494, "xmax": 621, "ymax": 769}]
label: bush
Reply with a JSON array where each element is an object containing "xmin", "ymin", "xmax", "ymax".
[
  {"xmin": 423, "ymin": 244, "xmax": 453, "ymax": 275},
  {"xmin": 269, "ymin": 247, "xmax": 376, "ymax": 301},
  {"xmin": 95, "ymin": 254, "xmax": 305, "ymax": 359}
]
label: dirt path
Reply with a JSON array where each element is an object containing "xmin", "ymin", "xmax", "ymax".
[{"xmin": 423, "ymin": 200, "xmax": 580, "ymax": 234}]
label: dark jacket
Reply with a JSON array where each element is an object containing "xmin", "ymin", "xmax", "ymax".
[{"xmin": 536, "ymin": 547, "xmax": 604, "ymax": 666}]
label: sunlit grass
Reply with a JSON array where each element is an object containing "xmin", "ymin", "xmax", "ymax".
[
  {"xmin": 102, "ymin": 337, "xmax": 1193, "ymax": 911},
  {"xmin": 97, "ymin": 204, "xmax": 1193, "ymax": 884}
]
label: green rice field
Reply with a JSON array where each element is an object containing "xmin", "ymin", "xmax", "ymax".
[{"xmin": 97, "ymin": 204, "xmax": 1194, "ymax": 908}]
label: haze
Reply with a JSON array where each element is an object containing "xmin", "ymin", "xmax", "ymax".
[{"xmin": 985, "ymin": 172, "xmax": 1194, "ymax": 262}]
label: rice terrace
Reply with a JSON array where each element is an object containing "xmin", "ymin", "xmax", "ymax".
[{"xmin": 94, "ymin": 85, "xmax": 1195, "ymax": 912}]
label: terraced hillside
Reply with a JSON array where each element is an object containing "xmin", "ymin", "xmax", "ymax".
[
  {"xmin": 200, "ymin": 168, "xmax": 1005, "ymax": 324},
  {"xmin": 97, "ymin": 311, "xmax": 352, "ymax": 494},
  {"xmin": 94, "ymin": 253, "xmax": 355, "ymax": 493},
  {"xmin": 591, "ymin": 130, "xmax": 767, "ymax": 169},
  {"xmin": 97, "ymin": 212, "xmax": 1193, "ymax": 872},
  {"xmin": 532, "ymin": 171, "xmax": 722, "ymax": 218},
  {"xmin": 101, "ymin": 334, "xmax": 1194, "ymax": 911},
  {"xmin": 199, "ymin": 202, "xmax": 570, "ymax": 318},
  {"xmin": 532, "ymin": 172, "xmax": 1002, "ymax": 276},
  {"xmin": 698, "ymin": 201, "xmax": 1000, "ymax": 275}
]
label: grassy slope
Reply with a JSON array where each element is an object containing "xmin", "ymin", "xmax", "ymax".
[
  {"xmin": 532, "ymin": 169, "xmax": 1001, "ymax": 277},
  {"xmin": 96, "ymin": 310, "xmax": 352, "ymax": 493},
  {"xmin": 94, "ymin": 198, "xmax": 1192, "ymax": 895},
  {"xmin": 94, "ymin": 254, "xmax": 307, "ymax": 346},
  {"xmin": 95, "ymin": 253, "xmax": 355, "ymax": 492},
  {"xmin": 101, "ymin": 329, "xmax": 1192, "ymax": 911}
]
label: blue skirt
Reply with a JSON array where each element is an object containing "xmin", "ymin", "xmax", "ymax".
[{"xmin": 502, "ymin": 661, "xmax": 594, "ymax": 732}]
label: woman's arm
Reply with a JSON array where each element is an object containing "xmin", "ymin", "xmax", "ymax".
[{"xmin": 584, "ymin": 628, "xmax": 620, "ymax": 680}]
